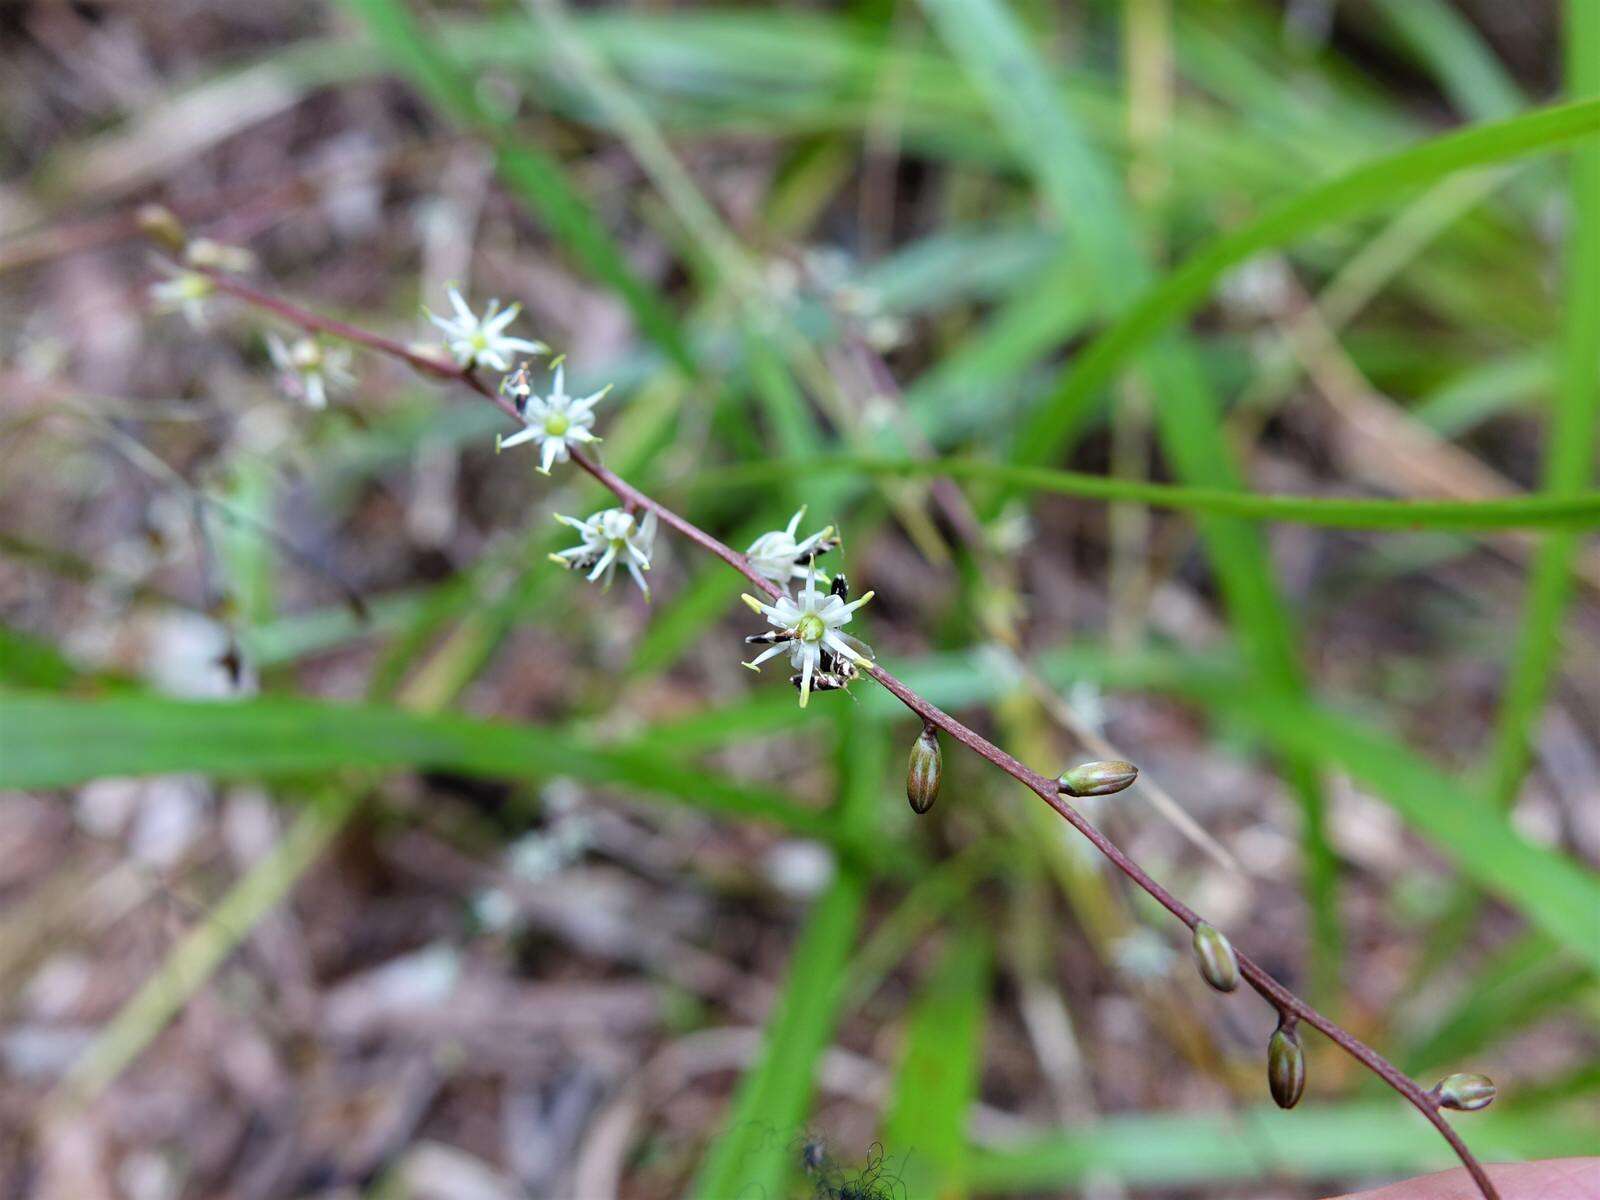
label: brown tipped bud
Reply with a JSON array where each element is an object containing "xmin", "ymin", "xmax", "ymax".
[
  {"xmin": 906, "ymin": 725, "xmax": 942, "ymax": 815},
  {"xmin": 1057, "ymin": 760, "xmax": 1138, "ymax": 798},
  {"xmin": 1434, "ymin": 1073, "xmax": 1496, "ymax": 1112},
  {"xmin": 1267, "ymin": 1022, "xmax": 1306, "ymax": 1109},
  {"xmin": 135, "ymin": 204, "xmax": 187, "ymax": 253},
  {"xmin": 1191, "ymin": 923, "xmax": 1239, "ymax": 992}
]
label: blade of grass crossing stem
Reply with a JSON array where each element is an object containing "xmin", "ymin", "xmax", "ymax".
[
  {"xmin": 1141, "ymin": 346, "xmax": 1342, "ymax": 1002},
  {"xmin": 918, "ymin": 0, "xmax": 1340, "ymax": 1002},
  {"xmin": 687, "ymin": 713, "xmax": 881, "ymax": 1199},
  {"xmin": 1484, "ymin": 2, "xmax": 1600, "ymax": 809},
  {"xmin": 1191, "ymin": 685, "xmax": 1600, "ymax": 975},
  {"xmin": 1029, "ymin": 98, "xmax": 1600, "ymax": 460},
  {"xmin": 336, "ymin": 0, "xmax": 695, "ymax": 374},
  {"xmin": 1020, "ymin": 646, "xmax": 1600, "ymax": 974},
  {"xmin": 881, "ymin": 925, "xmax": 991, "ymax": 1199}
]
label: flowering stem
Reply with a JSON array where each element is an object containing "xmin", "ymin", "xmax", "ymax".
[
  {"xmin": 208, "ymin": 272, "xmax": 1497, "ymax": 1200},
  {"xmin": 197, "ymin": 271, "xmax": 523, "ymax": 424}
]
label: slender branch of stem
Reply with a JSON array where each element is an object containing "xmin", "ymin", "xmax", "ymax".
[
  {"xmin": 201, "ymin": 270, "xmax": 1499, "ymax": 1200},
  {"xmin": 199, "ymin": 270, "xmax": 522, "ymax": 422}
]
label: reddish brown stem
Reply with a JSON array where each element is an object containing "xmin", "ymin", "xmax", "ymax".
[{"xmin": 206, "ymin": 272, "xmax": 1498, "ymax": 1200}]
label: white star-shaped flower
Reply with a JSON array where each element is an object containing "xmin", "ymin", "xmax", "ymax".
[
  {"xmin": 548, "ymin": 507, "xmax": 657, "ymax": 599},
  {"xmin": 741, "ymin": 566, "xmax": 874, "ymax": 707},
  {"xmin": 266, "ymin": 333, "xmax": 352, "ymax": 409},
  {"xmin": 497, "ymin": 363, "xmax": 608, "ymax": 474},
  {"xmin": 150, "ymin": 266, "xmax": 214, "ymax": 329},
  {"xmin": 424, "ymin": 286, "xmax": 548, "ymax": 371},
  {"xmin": 745, "ymin": 506, "xmax": 838, "ymax": 586}
]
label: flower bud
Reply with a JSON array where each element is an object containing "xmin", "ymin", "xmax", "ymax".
[
  {"xmin": 184, "ymin": 237, "xmax": 256, "ymax": 273},
  {"xmin": 906, "ymin": 725, "xmax": 942, "ymax": 815},
  {"xmin": 1434, "ymin": 1073, "xmax": 1496, "ymax": 1112},
  {"xmin": 1057, "ymin": 760, "xmax": 1138, "ymax": 798},
  {"xmin": 1191, "ymin": 922, "xmax": 1239, "ymax": 993},
  {"xmin": 288, "ymin": 336, "xmax": 325, "ymax": 372},
  {"xmin": 1267, "ymin": 1022, "xmax": 1306, "ymax": 1109},
  {"xmin": 135, "ymin": 203, "xmax": 187, "ymax": 254}
]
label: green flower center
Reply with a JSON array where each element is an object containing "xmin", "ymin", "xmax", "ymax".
[
  {"xmin": 544, "ymin": 413, "xmax": 570, "ymax": 436},
  {"xmin": 796, "ymin": 613, "xmax": 825, "ymax": 643}
]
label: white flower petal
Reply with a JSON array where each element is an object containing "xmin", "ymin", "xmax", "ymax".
[{"xmin": 498, "ymin": 426, "xmax": 541, "ymax": 450}]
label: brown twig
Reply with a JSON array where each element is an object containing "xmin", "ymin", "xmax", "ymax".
[{"xmin": 199, "ymin": 271, "xmax": 1499, "ymax": 1200}]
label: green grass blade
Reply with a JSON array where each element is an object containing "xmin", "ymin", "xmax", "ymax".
[
  {"xmin": 0, "ymin": 691, "xmax": 839, "ymax": 843},
  {"xmin": 967, "ymin": 1101, "xmax": 1599, "ymax": 1192},
  {"xmin": 1137, "ymin": 347, "xmax": 1344, "ymax": 1003},
  {"xmin": 1183, "ymin": 683, "xmax": 1600, "ymax": 975},
  {"xmin": 910, "ymin": 0, "xmax": 1342, "ymax": 997},
  {"xmin": 1025, "ymin": 97, "xmax": 1600, "ymax": 464},
  {"xmin": 914, "ymin": 0, "xmax": 1140, "ymax": 308},
  {"xmin": 696, "ymin": 456, "xmax": 1600, "ymax": 531},
  {"xmin": 687, "ymin": 712, "xmax": 881, "ymax": 1199},
  {"xmin": 685, "ymin": 874, "xmax": 865, "ymax": 1199},
  {"xmin": 336, "ymin": 0, "xmax": 696, "ymax": 374},
  {"xmin": 1398, "ymin": 932, "xmax": 1590, "ymax": 1076},
  {"xmin": 1483, "ymin": 2, "xmax": 1600, "ymax": 807},
  {"xmin": 1371, "ymin": 0, "xmax": 1525, "ymax": 122},
  {"xmin": 842, "ymin": 842, "xmax": 1002, "ymax": 1012},
  {"xmin": 0, "ymin": 625, "xmax": 81, "ymax": 690},
  {"xmin": 881, "ymin": 925, "xmax": 991, "ymax": 1198},
  {"xmin": 503, "ymin": 639, "xmax": 1600, "ymax": 974}
]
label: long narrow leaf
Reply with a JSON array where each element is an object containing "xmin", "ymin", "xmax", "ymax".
[
  {"xmin": 1029, "ymin": 97, "xmax": 1600, "ymax": 459},
  {"xmin": 882, "ymin": 926, "xmax": 991, "ymax": 1198},
  {"xmin": 687, "ymin": 713, "xmax": 882, "ymax": 1198},
  {"xmin": 698, "ymin": 456, "xmax": 1600, "ymax": 531},
  {"xmin": 0, "ymin": 691, "xmax": 837, "ymax": 842},
  {"xmin": 918, "ymin": 0, "xmax": 1341, "ymax": 999},
  {"xmin": 968, "ymin": 1101, "xmax": 1598, "ymax": 1192},
  {"xmin": 336, "ymin": 0, "xmax": 696, "ymax": 374},
  {"xmin": 1483, "ymin": 3, "xmax": 1600, "ymax": 806}
]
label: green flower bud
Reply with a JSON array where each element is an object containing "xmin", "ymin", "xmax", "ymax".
[
  {"xmin": 1267, "ymin": 1021, "xmax": 1306, "ymax": 1110},
  {"xmin": 1435, "ymin": 1073, "xmax": 1496, "ymax": 1112},
  {"xmin": 1191, "ymin": 922, "xmax": 1239, "ymax": 993},
  {"xmin": 906, "ymin": 725, "xmax": 942, "ymax": 815},
  {"xmin": 1057, "ymin": 760, "xmax": 1139, "ymax": 798}
]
